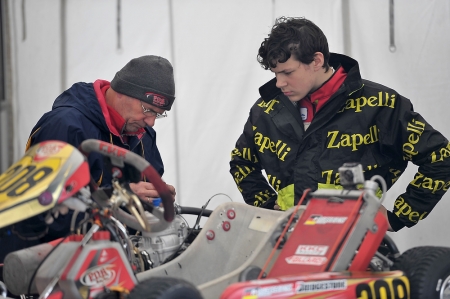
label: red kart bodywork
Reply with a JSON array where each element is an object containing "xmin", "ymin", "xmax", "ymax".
[
  {"xmin": 220, "ymin": 271, "xmax": 409, "ymax": 299},
  {"xmin": 220, "ymin": 187, "xmax": 404, "ymax": 299}
]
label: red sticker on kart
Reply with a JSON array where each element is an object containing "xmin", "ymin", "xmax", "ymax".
[
  {"xmin": 295, "ymin": 245, "xmax": 328, "ymax": 256},
  {"xmin": 286, "ymin": 255, "xmax": 328, "ymax": 266}
]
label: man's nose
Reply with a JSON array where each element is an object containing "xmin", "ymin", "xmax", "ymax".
[
  {"xmin": 144, "ymin": 115, "xmax": 156, "ymax": 127},
  {"xmin": 275, "ymin": 75, "xmax": 287, "ymax": 88}
]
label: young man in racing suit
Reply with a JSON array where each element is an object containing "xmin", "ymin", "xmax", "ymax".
[
  {"xmin": 0, "ymin": 55, "xmax": 176, "ymax": 270},
  {"xmin": 230, "ymin": 17, "xmax": 450, "ymax": 232}
]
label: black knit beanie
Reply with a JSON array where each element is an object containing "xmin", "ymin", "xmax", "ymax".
[{"xmin": 110, "ymin": 55, "xmax": 176, "ymax": 110}]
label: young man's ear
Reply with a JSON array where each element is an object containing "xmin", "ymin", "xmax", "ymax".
[{"xmin": 312, "ymin": 52, "xmax": 325, "ymax": 70}]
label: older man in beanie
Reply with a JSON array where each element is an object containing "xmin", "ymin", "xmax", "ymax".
[
  {"xmin": 27, "ymin": 55, "xmax": 176, "ymax": 197},
  {"xmin": 0, "ymin": 56, "xmax": 176, "ymax": 268}
]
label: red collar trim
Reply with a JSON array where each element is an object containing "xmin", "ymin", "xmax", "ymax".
[
  {"xmin": 308, "ymin": 67, "xmax": 347, "ymax": 112},
  {"xmin": 94, "ymin": 80, "xmax": 145, "ymax": 138},
  {"xmin": 94, "ymin": 80, "xmax": 121, "ymax": 136}
]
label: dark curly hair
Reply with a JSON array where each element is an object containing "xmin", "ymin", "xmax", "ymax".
[{"xmin": 257, "ymin": 17, "xmax": 330, "ymax": 71}]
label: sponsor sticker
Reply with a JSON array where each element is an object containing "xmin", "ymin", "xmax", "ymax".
[
  {"xmin": 304, "ymin": 215, "xmax": 347, "ymax": 225},
  {"xmin": 295, "ymin": 245, "xmax": 328, "ymax": 256},
  {"xmin": 80, "ymin": 264, "xmax": 116, "ymax": 288},
  {"xmin": 35, "ymin": 142, "xmax": 65, "ymax": 161},
  {"xmin": 285, "ymin": 255, "xmax": 328, "ymax": 266},
  {"xmin": 296, "ymin": 280, "xmax": 347, "ymax": 293},
  {"xmin": 243, "ymin": 284, "xmax": 294, "ymax": 298}
]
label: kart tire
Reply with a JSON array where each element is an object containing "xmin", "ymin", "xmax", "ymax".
[
  {"xmin": 128, "ymin": 277, "xmax": 203, "ymax": 299},
  {"xmin": 95, "ymin": 290, "xmax": 121, "ymax": 299},
  {"xmin": 392, "ymin": 246, "xmax": 450, "ymax": 299}
]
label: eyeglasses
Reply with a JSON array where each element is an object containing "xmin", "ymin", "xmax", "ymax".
[{"xmin": 141, "ymin": 102, "xmax": 167, "ymax": 119}]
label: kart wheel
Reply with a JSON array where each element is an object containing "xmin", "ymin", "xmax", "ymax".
[
  {"xmin": 128, "ymin": 277, "xmax": 203, "ymax": 299},
  {"xmin": 95, "ymin": 290, "xmax": 121, "ymax": 299},
  {"xmin": 392, "ymin": 246, "xmax": 450, "ymax": 299}
]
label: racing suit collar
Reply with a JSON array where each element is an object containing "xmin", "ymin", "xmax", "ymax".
[{"xmin": 306, "ymin": 66, "xmax": 347, "ymax": 112}]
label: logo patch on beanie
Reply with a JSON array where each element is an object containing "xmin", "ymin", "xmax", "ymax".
[{"xmin": 146, "ymin": 92, "xmax": 168, "ymax": 107}]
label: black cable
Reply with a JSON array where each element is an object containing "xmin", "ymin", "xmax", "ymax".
[
  {"xmin": 382, "ymin": 234, "xmax": 400, "ymax": 255},
  {"xmin": 192, "ymin": 193, "xmax": 232, "ymax": 230},
  {"xmin": 177, "ymin": 206, "xmax": 212, "ymax": 217},
  {"xmin": 104, "ymin": 221, "xmax": 121, "ymax": 244}
]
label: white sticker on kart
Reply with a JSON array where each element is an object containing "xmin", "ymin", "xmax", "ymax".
[
  {"xmin": 295, "ymin": 245, "xmax": 328, "ymax": 256},
  {"xmin": 285, "ymin": 255, "xmax": 328, "ymax": 266},
  {"xmin": 244, "ymin": 283, "xmax": 294, "ymax": 297},
  {"xmin": 304, "ymin": 215, "xmax": 347, "ymax": 225},
  {"xmin": 296, "ymin": 279, "xmax": 347, "ymax": 293}
]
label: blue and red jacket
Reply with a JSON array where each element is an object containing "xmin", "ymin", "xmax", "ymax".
[
  {"xmin": 0, "ymin": 80, "xmax": 165, "ymax": 263},
  {"xmin": 27, "ymin": 79, "xmax": 164, "ymax": 183}
]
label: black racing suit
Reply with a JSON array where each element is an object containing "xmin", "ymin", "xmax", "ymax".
[{"xmin": 230, "ymin": 53, "xmax": 450, "ymax": 231}]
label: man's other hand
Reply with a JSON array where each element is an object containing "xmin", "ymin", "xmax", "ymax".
[{"xmin": 129, "ymin": 181, "xmax": 176, "ymax": 204}]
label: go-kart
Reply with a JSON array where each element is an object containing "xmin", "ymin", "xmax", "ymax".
[
  {"xmin": 1, "ymin": 140, "xmax": 450, "ymax": 299},
  {"xmin": 0, "ymin": 139, "xmax": 210, "ymax": 299},
  {"xmin": 132, "ymin": 164, "xmax": 450, "ymax": 299}
]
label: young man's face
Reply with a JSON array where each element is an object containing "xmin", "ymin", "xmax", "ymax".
[{"xmin": 271, "ymin": 56, "xmax": 319, "ymax": 102}]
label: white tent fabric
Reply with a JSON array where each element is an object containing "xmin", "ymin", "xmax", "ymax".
[{"xmin": 4, "ymin": 0, "xmax": 450, "ymax": 253}]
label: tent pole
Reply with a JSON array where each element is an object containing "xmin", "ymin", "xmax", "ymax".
[
  {"xmin": 60, "ymin": 0, "xmax": 67, "ymax": 92},
  {"xmin": 342, "ymin": 0, "xmax": 351, "ymax": 57}
]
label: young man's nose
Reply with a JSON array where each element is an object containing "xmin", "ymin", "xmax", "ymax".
[{"xmin": 275, "ymin": 76, "xmax": 287, "ymax": 88}]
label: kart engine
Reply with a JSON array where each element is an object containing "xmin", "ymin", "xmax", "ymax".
[
  {"xmin": 1, "ymin": 211, "xmax": 190, "ymax": 295},
  {"xmin": 130, "ymin": 211, "xmax": 188, "ymax": 271}
]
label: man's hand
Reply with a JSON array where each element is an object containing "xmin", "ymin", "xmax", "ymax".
[
  {"xmin": 129, "ymin": 181, "xmax": 176, "ymax": 204},
  {"xmin": 379, "ymin": 205, "xmax": 394, "ymax": 232},
  {"xmin": 274, "ymin": 200, "xmax": 281, "ymax": 210}
]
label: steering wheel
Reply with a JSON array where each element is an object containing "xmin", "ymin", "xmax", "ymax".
[{"xmin": 78, "ymin": 139, "xmax": 175, "ymax": 232}]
